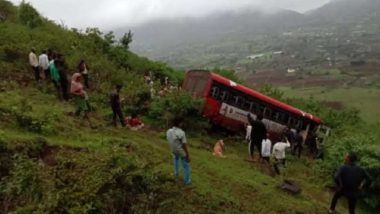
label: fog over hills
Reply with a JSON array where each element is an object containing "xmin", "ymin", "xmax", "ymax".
[{"xmin": 121, "ymin": 0, "xmax": 380, "ymax": 69}]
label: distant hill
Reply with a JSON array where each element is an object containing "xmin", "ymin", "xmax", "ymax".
[
  {"xmin": 128, "ymin": 9, "xmax": 304, "ymax": 55},
  {"xmin": 123, "ymin": 0, "xmax": 380, "ymax": 69},
  {"xmin": 306, "ymin": 0, "xmax": 380, "ymax": 24}
]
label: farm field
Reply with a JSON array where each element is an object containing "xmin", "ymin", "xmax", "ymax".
[{"xmin": 279, "ymin": 86, "xmax": 380, "ymax": 124}]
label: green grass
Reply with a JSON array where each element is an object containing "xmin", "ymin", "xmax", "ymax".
[
  {"xmin": 0, "ymin": 85, "xmax": 367, "ymax": 214},
  {"xmin": 280, "ymin": 86, "xmax": 380, "ymax": 124}
]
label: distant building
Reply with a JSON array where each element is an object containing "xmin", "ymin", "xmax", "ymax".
[{"xmin": 247, "ymin": 54, "xmax": 264, "ymax": 60}]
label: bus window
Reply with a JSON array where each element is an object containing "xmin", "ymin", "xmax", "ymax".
[
  {"xmin": 258, "ymin": 105, "xmax": 265, "ymax": 116},
  {"xmin": 274, "ymin": 111, "xmax": 281, "ymax": 122},
  {"xmin": 236, "ymin": 96, "xmax": 244, "ymax": 108},
  {"xmin": 210, "ymin": 86, "xmax": 220, "ymax": 98},
  {"xmin": 264, "ymin": 107, "xmax": 273, "ymax": 120},
  {"xmin": 288, "ymin": 117, "xmax": 295, "ymax": 128},
  {"xmin": 250, "ymin": 103, "xmax": 258, "ymax": 114},
  {"xmin": 282, "ymin": 114, "xmax": 289, "ymax": 124},
  {"xmin": 220, "ymin": 91, "xmax": 229, "ymax": 102},
  {"xmin": 296, "ymin": 120, "xmax": 303, "ymax": 129},
  {"xmin": 243, "ymin": 101, "xmax": 253, "ymax": 111}
]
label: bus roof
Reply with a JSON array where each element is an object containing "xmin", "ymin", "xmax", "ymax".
[{"xmin": 205, "ymin": 71, "xmax": 322, "ymax": 124}]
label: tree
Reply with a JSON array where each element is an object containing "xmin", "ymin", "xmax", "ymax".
[
  {"xmin": 120, "ymin": 30, "xmax": 133, "ymax": 50},
  {"xmin": 104, "ymin": 31, "xmax": 116, "ymax": 45},
  {"xmin": 18, "ymin": 1, "xmax": 42, "ymax": 28}
]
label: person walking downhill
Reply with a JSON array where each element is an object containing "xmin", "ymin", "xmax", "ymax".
[
  {"xmin": 247, "ymin": 113, "xmax": 267, "ymax": 161},
  {"xmin": 38, "ymin": 50, "xmax": 50, "ymax": 80},
  {"xmin": 29, "ymin": 48, "xmax": 40, "ymax": 82},
  {"xmin": 78, "ymin": 60, "xmax": 90, "ymax": 89},
  {"xmin": 110, "ymin": 84, "xmax": 126, "ymax": 127},
  {"xmin": 272, "ymin": 136, "xmax": 291, "ymax": 175},
  {"xmin": 48, "ymin": 53, "xmax": 61, "ymax": 99},
  {"xmin": 70, "ymin": 73, "xmax": 89, "ymax": 119},
  {"xmin": 328, "ymin": 153, "xmax": 371, "ymax": 214},
  {"xmin": 166, "ymin": 117, "xmax": 191, "ymax": 186}
]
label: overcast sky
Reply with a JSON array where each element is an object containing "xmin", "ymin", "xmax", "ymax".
[{"xmin": 9, "ymin": 0, "xmax": 330, "ymax": 30}]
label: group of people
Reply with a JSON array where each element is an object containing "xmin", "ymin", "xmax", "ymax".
[
  {"xmin": 29, "ymin": 48, "xmax": 91, "ymax": 118},
  {"xmin": 166, "ymin": 113, "xmax": 371, "ymax": 214},
  {"xmin": 29, "ymin": 48, "xmax": 146, "ymax": 127},
  {"xmin": 246, "ymin": 113, "xmax": 371, "ymax": 213},
  {"xmin": 244, "ymin": 113, "xmax": 294, "ymax": 175}
]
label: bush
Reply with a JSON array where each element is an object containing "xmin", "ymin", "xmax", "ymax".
[
  {"xmin": 0, "ymin": 0, "xmax": 17, "ymax": 22},
  {"xmin": 149, "ymin": 91, "xmax": 208, "ymax": 132}
]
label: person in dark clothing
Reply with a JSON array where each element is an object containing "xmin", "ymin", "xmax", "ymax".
[
  {"xmin": 110, "ymin": 84, "xmax": 125, "ymax": 127},
  {"xmin": 78, "ymin": 60, "xmax": 89, "ymax": 89},
  {"xmin": 329, "ymin": 153, "xmax": 370, "ymax": 214},
  {"xmin": 247, "ymin": 113, "xmax": 267, "ymax": 160},
  {"xmin": 292, "ymin": 129, "xmax": 303, "ymax": 158},
  {"xmin": 55, "ymin": 54, "xmax": 70, "ymax": 101}
]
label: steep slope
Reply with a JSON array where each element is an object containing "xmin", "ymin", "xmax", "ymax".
[{"xmin": 0, "ymin": 1, "xmax": 378, "ymax": 213}]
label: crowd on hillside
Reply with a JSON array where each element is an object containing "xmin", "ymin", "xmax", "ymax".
[
  {"xmin": 28, "ymin": 48, "xmax": 370, "ymax": 214},
  {"xmin": 28, "ymin": 48, "xmax": 175, "ymax": 129}
]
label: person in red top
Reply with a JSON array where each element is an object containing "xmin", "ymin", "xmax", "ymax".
[{"xmin": 125, "ymin": 113, "xmax": 144, "ymax": 130}]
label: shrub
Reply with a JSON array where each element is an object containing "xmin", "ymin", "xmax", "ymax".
[
  {"xmin": 0, "ymin": 0, "xmax": 17, "ymax": 22},
  {"xmin": 18, "ymin": 2, "xmax": 42, "ymax": 28},
  {"xmin": 149, "ymin": 91, "xmax": 208, "ymax": 132}
]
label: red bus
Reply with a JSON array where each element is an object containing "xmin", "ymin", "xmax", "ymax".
[{"xmin": 183, "ymin": 70, "xmax": 329, "ymax": 141}]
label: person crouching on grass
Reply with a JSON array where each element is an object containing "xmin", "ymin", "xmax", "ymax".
[
  {"xmin": 213, "ymin": 139, "xmax": 225, "ymax": 158},
  {"xmin": 166, "ymin": 117, "xmax": 191, "ymax": 186}
]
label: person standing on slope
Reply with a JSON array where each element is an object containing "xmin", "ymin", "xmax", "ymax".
[
  {"xmin": 70, "ymin": 73, "xmax": 89, "ymax": 119},
  {"xmin": 272, "ymin": 136, "xmax": 291, "ymax": 175},
  {"xmin": 247, "ymin": 113, "xmax": 267, "ymax": 161},
  {"xmin": 29, "ymin": 48, "xmax": 40, "ymax": 82},
  {"xmin": 55, "ymin": 54, "xmax": 70, "ymax": 101},
  {"xmin": 329, "ymin": 153, "xmax": 370, "ymax": 214},
  {"xmin": 78, "ymin": 59, "xmax": 90, "ymax": 89},
  {"xmin": 38, "ymin": 50, "xmax": 50, "ymax": 80},
  {"xmin": 166, "ymin": 117, "xmax": 191, "ymax": 185},
  {"xmin": 261, "ymin": 134, "xmax": 272, "ymax": 164},
  {"xmin": 110, "ymin": 84, "xmax": 126, "ymax": 127},
  {"xmin": 292, "ymin": 129, "xmax": 304, "ymax": 158},
  {"xmin": 48, "ymin": 53, "xmax": 61, "ymax": 99}
]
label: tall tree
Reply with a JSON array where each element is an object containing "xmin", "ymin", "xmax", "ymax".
[{"xmin": 120, "ymin": 30, "xmax": 133, "ymax": 50}]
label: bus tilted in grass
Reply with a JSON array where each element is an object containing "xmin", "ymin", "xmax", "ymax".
[{"xmin": 183, "ymin": 70, "xmax": 329, "ymax": 142}]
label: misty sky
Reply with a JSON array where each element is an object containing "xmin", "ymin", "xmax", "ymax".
[{"xmin": 10, "ymin": 0, "xmax": 330, "ymax": 30}]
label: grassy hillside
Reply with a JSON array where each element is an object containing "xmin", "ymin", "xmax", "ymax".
[
  {"xmin": 0, "ymin": 1, "xmax": 379, "ymax": 213},
  {"xmin": 0, "ymin": 87, "xmax": 365, "ymax": 214}
]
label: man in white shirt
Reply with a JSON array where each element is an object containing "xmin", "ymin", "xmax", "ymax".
[
  {"xmin": 245, "ymin": 123, "xmax": 252, "ymax": 143},
  {"xmin": 272, "ymin": 138, "xmax": 291, "ymax": 175},
  {"xmin": 38, "ymin": 50, "xmax": 50, "ymax": 80},
  {"xmin": 261, "ymin": 136, "xmax": 272, "ymax": 163},
  {"xmin": 29, "ymin": 48, "xmax": 40, "ymax": 82}
]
